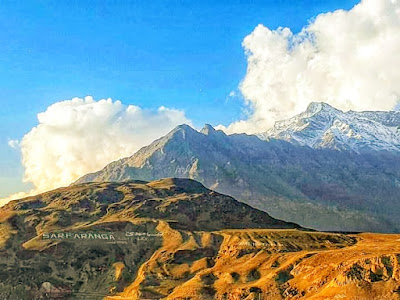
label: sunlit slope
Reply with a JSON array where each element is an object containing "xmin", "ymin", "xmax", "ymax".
[
  {"xmin": 1, "ymin": 178, "xmax": 400, "ymax": 299},
  {"xmin": 0, "ymin": 178, "xmax": 299, "ymax": 299},
  {"xmin": 111, "ymin": 230, "xmax": 400, "ymax": 300}
]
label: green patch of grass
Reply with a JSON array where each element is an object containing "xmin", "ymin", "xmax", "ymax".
[
  {"xmin": 201, "ymin": 286, "xmax": 216, "ymax": 297},
  {"xmin": 274, "ymin": 266, "xmax": 294, "ymax": 297},
  {"xmin": 271, "ymin": 260, "xmax": 280, "ymax": 268},
  {"xmin": 275, "ymin": 267, "xmax": 293, "ymax": 284},
  {"xmin": 122, "ymin": 269, "xmax": 134, "ymax": 283},
  {"xmin": 347, "ymin": 264, "xmax": 364, "ymax": 280},
  {"xmin": 201, "ymin": 273, "xmax": 217, "ymax": 285},
  {"xmin": 231, "ymin": 272, "xmax": 240, "ymax": 281},
  {"xmin": 382, "ymin": 256, "xmax": 393, "ymax": 277},
  {"xmin": 250, "ymin": 287, "xmax": 262, "ymax": 294},
  {"xmin": 247, "ymin": 269, "xmax": 261, "ymax": 282},
  {"xmin": 370, "ymin": 268, "xmax": 384, "ymax": 282}
]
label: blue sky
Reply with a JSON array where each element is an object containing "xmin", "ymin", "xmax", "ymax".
[{"xmin": 0, "ymin": 0, "xmax": 360, "ymax": 197}]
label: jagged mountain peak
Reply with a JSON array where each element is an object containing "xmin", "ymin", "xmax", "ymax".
[
  {"xmin": 200, "ymin": 123, "xmax": 216, "ymax": 135},
  {"xmin": 200, "ymin": 124, "xmax": 227, "ymax": 138},
  {"xmin": 162, "ymin": 123, "xmax": 225, "ymax": 141},
  {"xmin": 305, "ymin": 101, "xmax": 339, "ymax": 115},
  {"xmin": 258, "ymin": 102, "xmax": 400, "ymax": 152},
  {"xmin": 166, "ymin": 123, "xmax": 197, "ymax": 138}
]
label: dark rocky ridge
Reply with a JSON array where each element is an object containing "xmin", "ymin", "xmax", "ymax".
[{"xmin": 5, "ymin": 178, "xmax": 301, "ymax": 232}]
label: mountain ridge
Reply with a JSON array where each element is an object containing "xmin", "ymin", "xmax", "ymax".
[
  {"xmin": 74, "ymin": 120, "xmax": 400, "ymax": 233},
  {"xmin": 257, "ymin": 102, "xmax": 400, "ymax": 152},
  {"xmin": 4, "ymin": 178, "xmax": 301, "ymax": 233}
]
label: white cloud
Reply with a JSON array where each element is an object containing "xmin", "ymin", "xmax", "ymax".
[
  {"xmin": 1, "ymin": 96, "xmax": 191, "ymax": 206},
  {"xmin": 7, "ymin": 139, "xmax": 20, "ymax": 149},
  {"xmin": 0, "ymin": 190, "xmax": 34, "ymax": 207},
  {"xmin": 221, "ymin": 0, "xmax": 400, "ymax": 134}
]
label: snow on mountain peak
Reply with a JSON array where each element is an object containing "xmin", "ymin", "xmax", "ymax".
[
  {"xmin": 257, "ymin": 102, "xmax": 400, "ymax": 152},
  {"xmin": 305, "ymin": 102, "xmax": 338, "ymax": 115}
]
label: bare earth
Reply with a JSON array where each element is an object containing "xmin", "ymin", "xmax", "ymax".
[
  {"xmin": 108, "ymin": 227, "xmax": 400, "ymax": 300},
  {"xmin": 1, "ymin": 179, "xmax": 400, "ymax": 299}
]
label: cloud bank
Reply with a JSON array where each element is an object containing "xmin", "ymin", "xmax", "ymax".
[
  {"xmin": 221, "ymin": 0, "xmax": 400, "ymax": 134},
  {"xmin": 1, "ymin": 96, "xmax": 190, "ymax": 205}
]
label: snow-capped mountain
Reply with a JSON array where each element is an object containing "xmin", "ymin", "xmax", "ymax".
[
  {"xmin": 75, "ymin": 123, "xmax": 400, "ymax": 233},
  {"xmin": 257, "ymin": 102, "xmax": 400, "ymax": 152}
]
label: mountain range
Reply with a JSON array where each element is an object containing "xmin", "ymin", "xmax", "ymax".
[
  {"xmin": 75, "ymin": 103, "xmax": 400, "ymax": 233},
  {"xmin": 258, "ymin": 102, "xmax": 400, "ymax": 153}
]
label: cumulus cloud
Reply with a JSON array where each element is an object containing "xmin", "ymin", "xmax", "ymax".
[
  {"xmin": 1, "ymin": 96, "xmax": 191, "ymax": 205},
  {"xmin": 0, "ymin": 191, "xmax": 35, "ymax": 207},
  {"xmin": 221, "ymin": 0, "xmax": 400, "ymax": 134}
]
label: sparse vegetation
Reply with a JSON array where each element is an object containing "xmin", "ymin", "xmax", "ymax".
[
  {"xmin": 347, "ymin": 264, "xmax": 365, "ymax": 280},
  {"xmin": 247, "ymin": 269, "xmax": 261, "ymax": 282},
  {"xmin": 249, "ymin": 286, "xmax": 262, "ymax": 294},
  {"xmin": 271, "ymin": 260, "xmax": 280, "ymax": 268},
  {"xmin": 200, "ymin": 286, "xmax": 216, "ymax": 297},
  {"xmin": 1, "ymin": 179, "xmax": 400, "ymax": 299},
  {"xmin": 382, "ymin": 256, "xmax": 393, "ymax": 277},
  {"xmin": 275, "ymin": 267, "xmax": 294, "ymax": 284},
  {"xmin": 370, "ymin": 269, "xmax": 384, "ymax": 282},
  {"xmin": 231, "ymin": 272, "xmax": 240, "ymax": 281}
]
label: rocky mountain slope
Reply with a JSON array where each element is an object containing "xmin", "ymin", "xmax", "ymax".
[
  {"xmin": 111, "ymin": 231, "xmax": 400, "ymax": 300},
  {"xmin": 0, "ymin": 178, "xmax": 300, "ymax": 299},
  {"xmin": 2, "ymin": 179, "xmax": 400, "ymax": 299},
  {"xmin": 257, "ymin": 102, "xmax": 400, "ymax": 153},
  {"xmin": 75, "ymin": 124, "xmax": 400, "ymax": 233}
]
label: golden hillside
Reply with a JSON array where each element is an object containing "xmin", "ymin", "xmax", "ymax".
[
  {"xmin": 109, "ymin": 227, "xmax": 400, "ymax": 300},
  {"xmin": 0, "ymin": 178, "xmax": 399, "ymax": 299}
]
